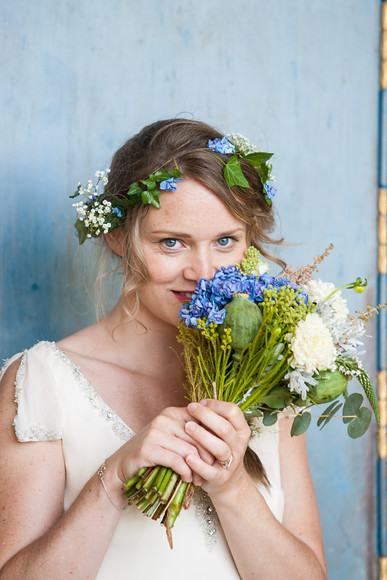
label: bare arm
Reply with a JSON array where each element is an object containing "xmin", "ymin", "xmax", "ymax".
[
  {"xmin": 185, "ymin": 401, "xmax": 327, "ymax": 580},
  {"xmin": 0, "ymin": 361, "xmax": 207, "ymax": 579}
]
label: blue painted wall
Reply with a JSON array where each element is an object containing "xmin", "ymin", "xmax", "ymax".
[{"xmin": 0, "ymin": 1, "xmax": 380, "ymax": 577}]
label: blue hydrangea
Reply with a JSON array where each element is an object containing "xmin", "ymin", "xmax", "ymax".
[
  {"xmin": 207, "ymin": 137, "xmax": 236, "ymax": 155},
  {"xmin": 179, "ymin": 266, "xmax": 308, "ymax": 330},
  {"xmin": 264, "ymin": 183, "xmax": 277, "ymax": 201},
  {"xmin": 159, "ymin": 177, "xmax": 183, "ymax": 192}
]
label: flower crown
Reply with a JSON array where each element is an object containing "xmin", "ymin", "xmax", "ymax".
[{"xmin": 70, "ymin": 133, "xmax": 277, "ymax": 245}]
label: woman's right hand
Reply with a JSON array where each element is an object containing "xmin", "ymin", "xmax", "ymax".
[{"xmin": 107, "ymin": 406, "xmax": 214, "ymax": 494}]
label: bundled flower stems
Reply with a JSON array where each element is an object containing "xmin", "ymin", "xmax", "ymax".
[{"xmin": 122, "ymin": 246, "xmax": 381, "ymax": 547}]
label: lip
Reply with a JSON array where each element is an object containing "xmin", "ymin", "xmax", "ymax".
[{"xmin": 171, "ymin": 291, "xmax": 195, "ymax": 302}]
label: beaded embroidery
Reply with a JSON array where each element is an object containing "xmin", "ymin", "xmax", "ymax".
[
  {"xmin": 193, "ymin": 487, "xmax": 219, "ymax": 551},
  {"xmin": 45, "ymin": 342, "xmax": 134, "ymax": 442}
]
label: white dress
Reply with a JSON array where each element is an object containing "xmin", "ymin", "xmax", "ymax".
[{"xmin": 1, "ymin": 341, "xmax": 285, "ymax": 579}]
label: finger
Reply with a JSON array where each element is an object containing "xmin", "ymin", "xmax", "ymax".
[
  {"xmin": 185, "ymin": 452, "xmax": 220, "ymax": 482},
  {"xmin": 195, "ymin": 400, "xmax": 248, "ymax": 432},
  {"xmin": 187, "ymin": 402, "xmax": 239, "ymax": 446},
  {"xmin": 148, "ymin": 447, "xmax": 195, "ymax": 482},
  {"xmin": 159, "ymin": 407, "xmax": 214, "ymax": 461},
  {"xmin": 185, "ymin": 421, "xmax": 231, "ymax": 464}
]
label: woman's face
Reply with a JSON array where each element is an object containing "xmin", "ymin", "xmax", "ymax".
[{"xmin": 138, "ymin": 178, "xmax": 248, "ymax": 329}]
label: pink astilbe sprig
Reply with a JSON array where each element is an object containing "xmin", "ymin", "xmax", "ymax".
[{"xmin": 280, "ymin": 244, "xmax": 334, "ymax": 285}]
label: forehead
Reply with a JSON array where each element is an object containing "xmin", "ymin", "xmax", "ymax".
[{"xmin": 142, "ymin": 178, "xmax": 245, "ymax": 233}]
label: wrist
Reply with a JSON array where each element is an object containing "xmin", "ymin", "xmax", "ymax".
[
  {"xmin": 208, "ymin": 469, "xmax": 256, "ymax": 509},
  {"xmin": 97, "ymin": 460, "xmax": 127, "ymax": 512}
]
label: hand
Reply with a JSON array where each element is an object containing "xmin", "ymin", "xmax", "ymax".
[
  {"xmin": 184, "ymin": 399, "xmax": 252, "ymax": 498},
  {"xmin": 109, "ymin": 406, "xmax": 213, "ymax": 492}
]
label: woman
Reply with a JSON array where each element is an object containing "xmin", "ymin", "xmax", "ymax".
[{"xmin": 0, "ymin": 119, "xmax": 327, "ymax": 579}]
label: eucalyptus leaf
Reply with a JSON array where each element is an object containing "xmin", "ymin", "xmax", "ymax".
[
  {"xmin": 259, "ymin": 386, "xmax": 292, "ymax": 409},
  {"xmin": 223, "ymin": 156, "xmax": 250, "ymax": 187},
  {"xmin": 317, "ymin": 402, "xmax": 343, "ymax": 430},
  {"xmin": 259, "ymin": 396, "xmax": 286, "ymax": 409},
  {"xmin": 263, "ymin": 410, "xmax": 278, "ymax": 426},
  {"xmin": 141, "ymin": 190, "xmax": 160, "ymax": 208},
  {"xmin": 291, "ymin": 411, "xmax": 311, "ymax": 437},
  {"xmin": 343, "ymin": 393, "xmax": 363, "ymax": 424},
  {"xmin": 347, "ymin": 407, "xmax": 372, "ymax": 438},
  {"xmin": 316, "ymin": 400, "xmax": 343, "ymax": 427}
]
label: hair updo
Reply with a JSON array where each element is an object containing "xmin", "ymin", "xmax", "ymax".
[{"xmin": 103, "ymin": 118, "xmax": 283, "ymax": 311}]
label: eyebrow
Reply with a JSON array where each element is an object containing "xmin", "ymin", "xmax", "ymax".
[{"xmin": 148, "ymin": 227, "xmax": 246, "ymax": 238}]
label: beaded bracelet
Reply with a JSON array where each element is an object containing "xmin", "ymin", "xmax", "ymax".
[{"xmin": 97, "ymin": 462, "xmax": 126, "ymax": 512}]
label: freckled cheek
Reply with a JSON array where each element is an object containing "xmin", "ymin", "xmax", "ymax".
[{"xmin": 146, "ymin": 263, "xmax": 182, "ymax": 286}]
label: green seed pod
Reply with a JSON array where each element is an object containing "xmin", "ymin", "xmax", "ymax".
[
  {"xmin": 219, "ymin": 293, "xmax": 263, "ymax": 359},
  {"xmin": 308, "ymin": 369, "xmax": 348, "ymax": 404}
]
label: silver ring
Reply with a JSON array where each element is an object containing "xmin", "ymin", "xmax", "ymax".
[{"xmin": 218, "ymin": 453, "xmax": 233, "ymax": 469}]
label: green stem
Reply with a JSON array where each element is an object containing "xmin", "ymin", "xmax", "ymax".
[
  {"xmin": 158, "ymin": 469, "xmax": 173, "ymax": 497},
  {"xmin": 142, "ymin": 466, "xmax": 160, "ymax": 490},
  {"xmin": 165, "ymin": 481, "xmax": 188, "ymax": 529},
  {"xmin": 161, "ymin": 472, "xmax": 179, "ymax": 503}
]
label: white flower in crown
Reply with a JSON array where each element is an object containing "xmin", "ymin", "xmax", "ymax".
[{"xmin": 226, "ymin": 133, "xmax": 258, "ymax": 155}]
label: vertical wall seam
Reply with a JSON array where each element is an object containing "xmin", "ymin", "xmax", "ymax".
[{"xmin": 378, "ymin": 2, "xmax": 387, "ymax": 574}]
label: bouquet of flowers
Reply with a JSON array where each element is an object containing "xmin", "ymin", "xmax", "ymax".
[{"xmin": 123, "ymin": 245, "xmax": 380, "ymax": 547}]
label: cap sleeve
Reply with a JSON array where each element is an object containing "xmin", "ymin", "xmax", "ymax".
[{"xmin": 11, "ymin": 343, "xmax": 63, "ymax": 442}]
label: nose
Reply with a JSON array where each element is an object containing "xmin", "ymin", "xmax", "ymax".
[{"xmin": 183, "ymin": 249, "xmax": 217, "ymax": 281}]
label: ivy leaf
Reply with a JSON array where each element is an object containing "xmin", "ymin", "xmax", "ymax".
[
  {"xmin": 291, "ymin": 411, "xmax": 311, "ymax": 436},
  {"xmin": 75, "ymin": 219, "xmax": 88, "ymax": 245},
  {"xmin": 171, "ymin": 168, "xmax": 183, "ymax": 179},
  {"xmin": 127, "ymin": 182, "xmax": 143, "ymax": 197},
  {"xmin": 244, "ymin": 152, "xmax": 273, "ymax": 167},
  {"xmin": 141, "ymin": 189, "xmax": 161, "ymax": 208},
  {"xmin": 141, "ymin": 178, "xmax": 157, "ymax": 191},
  {"xmin": 223, "ymin": 156, "xmax": 250, "ymax": 187},
  {"xmin": 151, "ymin": 169, "xmax": 172, "ymax": 182},
  {"xmin": 347, "ymin": 407, "xmax": 372, "ymax": 438},
  {"xmin": 343, "ymin": 393, "xmax": 363, "ymax": 424},
  {"xmin": 263, "ymin": 410, "xmax": 278, "ymax": 426},
  {"xmin": 108, "ymin": 215, "xmax": 122, "ymax": 230},
  {"xmin": 69, "ymin": 185, "xmax": 82, "ymax": 199}
]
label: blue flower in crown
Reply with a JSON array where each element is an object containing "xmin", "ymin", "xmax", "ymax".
[
  {"xmin": 159, "ymin": 177, "xmax": 183, "ymax": 192},
  {"xmin": 112, "ymin": 207, "xmax": 123, "ymax": 218},
  {"xmin": 207, "ymin": 137, "xmax": 235, "ymax": 155},
  {"xmin": 264, "ymin": 183, "xmax": 277, "ymax": 201}
]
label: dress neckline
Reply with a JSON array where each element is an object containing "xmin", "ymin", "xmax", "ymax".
[{"xmin": 45, "ymin": 341, "xmax": 135, "ymax": 442}]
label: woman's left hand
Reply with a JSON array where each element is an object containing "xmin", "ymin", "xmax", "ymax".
[{"xmin": 184, "ymin": 399, "xmax": 251, "ymax": 498}]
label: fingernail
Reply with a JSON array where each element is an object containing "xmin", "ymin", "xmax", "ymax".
[
  {"xmin": 185, "ymin": 421, "xmax": 197, "ymax": 433},
  {"xmin": 186, "ymin": 454, "xmax": 196, "ymax": 464},
  {"xmin": 200, "ymin": 399, "xmax": 208, "ymax": 406},
  {"xmin": 188, "ymin": 403, "xmax": 198, "ymax": 413}
]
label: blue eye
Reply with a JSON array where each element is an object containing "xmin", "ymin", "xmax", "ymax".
[
  {"xmin": 217, "ymin": 237, "xmax": 230, "ymax": 247},
  {"xmin": 163, "ymin": 239, "xmax": 178, "ymax": 248}
]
